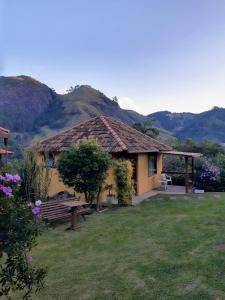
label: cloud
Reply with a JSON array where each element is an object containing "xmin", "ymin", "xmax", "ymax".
[{"xmin": 117, "ymin": 96, "xmax": 143, "ymax": 113}]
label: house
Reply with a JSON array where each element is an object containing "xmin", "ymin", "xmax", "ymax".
[
  {"xmin": 0, "ymin": 127, "xmax": 13, "ymax": 162},
  {"xmin": 0, "ymin": 127, "xmax": 9, "ymax": 141},
  {"xmin": 34, "ymin": 116, "xmax": 201, "ymax": 201}
]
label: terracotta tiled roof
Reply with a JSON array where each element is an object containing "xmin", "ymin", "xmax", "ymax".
[
  {"xmin": 34, "ymin": 116, "xmax": 172, "ymax": 153},
  {"xmin": 0, "ymin": 127, "xmax": 9, "ymax": 139}
]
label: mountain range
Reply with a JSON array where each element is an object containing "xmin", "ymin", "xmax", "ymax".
[
  {"xmin": 0, "ymin": 75, "xmax": 225, "ymax": 155},
  {"xmin": 149, "ymin": 107, "xmax": 225, "ymax": 144}
]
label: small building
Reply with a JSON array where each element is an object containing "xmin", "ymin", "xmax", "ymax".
[
  {"xmin": 34, "ymin": 116, "xmax": 201, "ymax": 201},
  {"xmin": 0, "ymin": 127, "xmax": 13, "ymax": 162}
]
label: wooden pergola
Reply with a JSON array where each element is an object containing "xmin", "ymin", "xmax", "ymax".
[{"xmin": 161, "ymin": 150, "xmax": 203, "ymax": 193}]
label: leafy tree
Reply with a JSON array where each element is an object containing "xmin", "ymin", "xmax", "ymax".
[
  {"xmin": 66, "ymin": 85, "xmax": 80, "ymax": 93},
  {"xmin": 58, "ymin": 140, "xmax": 111, "ymax": 208},
  {"xmin": 171, "ymin": 139, "xmax": 225, "ymax": 159},
  {"xmin": 132, "ymin": 118, "xmax": 159, "ymax": 138},
  {"xmin": 0, "ymin": 172, "xmax": 46, "ymax": 298},
  {"xmin": 112, "ymin": 96, "xmax": 118, "ymax": 103}
]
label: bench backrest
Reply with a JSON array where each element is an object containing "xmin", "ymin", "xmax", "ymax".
[{"xmin": 41, "ymin": 197, "xmax": 80, "ymax": 220}]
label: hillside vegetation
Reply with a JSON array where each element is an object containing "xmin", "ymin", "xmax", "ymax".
[
  {"xmin": 0, "ymin": 76, "xmax": 145, "ymax": 154},
  {"xmin": 149, "ymin": 107, "xmax": 225, "ymax": 144}
]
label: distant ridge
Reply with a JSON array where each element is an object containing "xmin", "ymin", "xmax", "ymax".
[{"xmin": 148, "ymin": 106, "xmax": 225, "ymax": 143}]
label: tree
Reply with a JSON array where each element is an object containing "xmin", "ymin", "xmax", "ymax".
[
  {"xmin": 58, "ymin": 140, "xmax": 111, "ymax": 209},
  {"xmin": 132, "ymin": 118, "xmax": 159, "ymax": 138},
  {"xmin": 0, "ymin": 172, "xmax": 46, "ymax": 298},
  {"xmin": 112, "ymin": 96, "xmax": 118, "ymax": 103}
]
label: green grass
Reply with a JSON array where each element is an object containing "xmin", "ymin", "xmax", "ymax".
[{"xmin": 15, "ymin": 193, "xmax": 225, "ymax": 299}]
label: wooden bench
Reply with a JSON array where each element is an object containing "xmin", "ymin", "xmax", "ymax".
[{"xmin": 41, "ymin": 198, "xmax": 92, "ymax": 223}]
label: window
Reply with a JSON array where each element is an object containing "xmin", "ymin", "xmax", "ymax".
[
  {"xmin": 44, "ymin": 152, "xmax": 55, "ymax": 168},
  {"xmin": 148, "ymin": 154, "xmax": 157, "ymax": 176}
]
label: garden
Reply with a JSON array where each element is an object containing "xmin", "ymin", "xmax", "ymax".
[
  {"xmin": 12, "ymin": 193, "xmax": 225, "ymax": 300},
  {"xmin": 2, "ymin": 138, "xmax": 225, "ymax": 299}
]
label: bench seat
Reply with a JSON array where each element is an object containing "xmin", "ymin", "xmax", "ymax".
[{"xmin": 41, "ymin": 198, "xmax": 92, "ymax": 223}]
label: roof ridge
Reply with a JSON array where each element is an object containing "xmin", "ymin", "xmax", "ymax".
[
  {"xmin": 34, "ymin": 116, "xmax": 100, "ymax": 145},
  {"xmin": 100, "ymin": 116, "xmax": 127, "ymax": 151},
  {"xmin": 106, "ymin": 116, "xmax": 172, "ymax": 151}
]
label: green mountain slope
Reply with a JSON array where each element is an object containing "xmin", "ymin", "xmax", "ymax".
[
  {"xmin": 0, "ymin": 76, "xmax": 145, "ymax": 154},
  {"xmin": 149, "ymin": 107, "xmax": 225, "ymax": 143}
]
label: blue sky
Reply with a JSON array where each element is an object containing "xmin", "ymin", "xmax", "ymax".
[{"xmin": 1, "ymin": 0, "xmax": 225, "ymax": 114}]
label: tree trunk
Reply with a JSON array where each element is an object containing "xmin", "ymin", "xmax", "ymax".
[{"xmin": 96, "ymin": 189, "xmax": 101, "ymax": 212}]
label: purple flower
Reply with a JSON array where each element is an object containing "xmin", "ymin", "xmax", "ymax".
[
  {"xmin": 200, "ymin": 163, "xmax": 220, "ymax": 182},
  {"xmin": 0, "ymin": 185, "xmax": 13, "ymax": 197},
  {"xmin": 27, "ymin": 254, "xmax": 33, "ymax": 262},
  {"xmin": 5, "ymin": 173, "xmax": 21, "ymax": 183},
  {"xmin": 27, "ymin": 201, "xmax": 33, "ymax": 208},
  {"xmin": 32, "ymin": 206, "xmax": 41, "ymax": 216},
  {"xmin": 35, "ymin": 200, "xmax": 42, "ymax": 207},
  {"xmin": 0, "ymin": 175, "xmax": 5, "ymax": 181}
]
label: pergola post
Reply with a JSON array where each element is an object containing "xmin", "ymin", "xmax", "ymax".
[
  {"xmin": 185, "ymin": 156, "xmax": 189, "ymax": 193},
  {"xmin": 192, "ymin": 157, "xmax": 195, "ymax": 189},
  {"xmin": 4, "ymin": 137, "xmax": 8, "ymax": 164}
]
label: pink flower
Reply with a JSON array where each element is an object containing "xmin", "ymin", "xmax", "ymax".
[
  {"xmin": 35, "ymin": 200, "xmax": 42, "ymax": 207},
  {"xmin": 0, "ymin": 175, "xmax": 5, "ymax": 181},
  {"xmin": 32, "ymin": 206, "xmax": 41, "ymax": 215},
  {"xmin": 0, "ymin": 173, "xmax": 21, "ymax": 183},
  {"xmin": 5, "ymin": 173, "xmax": 21, "ymax": 183},
  {"xmin": 27, "ymin": 202, "xmax": 33, "ymax": 208},
  {"xmin": 0, "ymin": 185, "xmax": 13, "ymax": 197},
  {"xmin": 27, "ymin": 254, "xmax": 33, "ymax": 262}
]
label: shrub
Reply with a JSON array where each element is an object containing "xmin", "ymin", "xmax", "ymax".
[
  {"xmin": 58, "ymin": 140, "xmax": 111, "ymax": 208},
  {"xmin": 20, "ymin": 150, "xmax": 51, "ymax": 202},
  {"xmin": 113, "ymin": 159, "xmax": 134, "ymax": 205},
  {"xmin": 195, "ymin": 160, "xmax": 220, "ymax": 191},
  {"xmin": 0, "ymin": 172, "xmax": 46, "ymax": 298}
]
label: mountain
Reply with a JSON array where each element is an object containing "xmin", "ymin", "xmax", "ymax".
[
  {"xmin": 1, "ymin": 75, "xmax": 225, "ymax": 156},
  {"xmin": 149, "ymin": 107, "xmax": 225, "ymax": 144},
  {"xmin": 0, "ymin": 76, "xmax": 146, "ymax": 155}
]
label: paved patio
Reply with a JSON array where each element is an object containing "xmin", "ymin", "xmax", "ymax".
[{"xmin": 132, "ymin": 185, "xmax": 203, "ymax": 205}]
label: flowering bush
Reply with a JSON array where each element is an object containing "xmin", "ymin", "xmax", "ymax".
[
  {"xmin": 0, "ymin": 173, "xmax": 46, "ymax": 298},
  {"xmin": 195, "ymin": 161, "xmax": 221, "ymax": 191},
  {"xmin": 200, "ymin": 162, "xmax": 220, "ymax": 182}
]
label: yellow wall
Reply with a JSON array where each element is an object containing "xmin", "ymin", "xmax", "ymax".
[
  {"xmin": 136, "ymin": 153, "xmax": 162, "ymax": 195},
  {"xmin": 37, "ymin": 152, "xmax": 116, "ymax": 201},
  {"xmin": 37, "ymin": 153, "xmax": 75, "ymax": 197},
  {"xmin": 37, "ymin": 152, "xmax": 163, "ymax": 200}
]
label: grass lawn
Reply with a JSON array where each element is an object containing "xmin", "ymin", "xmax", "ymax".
[{"xmin": 14, "ymin": 193, "xmax": 225, "ymax": 300}]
